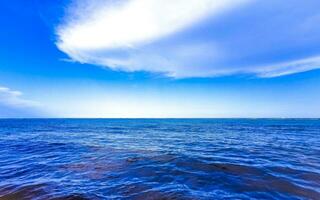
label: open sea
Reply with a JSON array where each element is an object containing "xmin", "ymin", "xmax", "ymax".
[{"xmin": 0, "ymin": 119, "xmax": 319, "ymax": 200}]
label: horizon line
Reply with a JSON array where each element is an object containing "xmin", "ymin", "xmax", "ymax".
[{"xmin": 1, "ymin": 117, "xmax": 319, "ymax": 120}]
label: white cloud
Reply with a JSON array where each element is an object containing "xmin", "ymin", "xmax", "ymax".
[
  {"xmin": 0, "ymin": 86, "xmax": 43, "ymax": 117},
  {"xmin": 56, "ymin": 0, "xmax": 251, "ymax": 76},
  {"xmin": 57, "ymin": 0, "xmax": 248, "ymax": 50},
  {"xmin": 0, "ymin": 87, "xmax": 38, "ymax": 107},
  {"xmin": 56, "ymin": 0, "xmax": 320, "ymax": 78}
]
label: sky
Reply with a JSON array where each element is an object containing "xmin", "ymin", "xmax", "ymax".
[{"xmin": 0, "ymin": 0, "xmax": 320, "ymax": 118}]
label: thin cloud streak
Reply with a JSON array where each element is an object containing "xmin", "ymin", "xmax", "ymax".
[{"xmin": 256, "ymin": 56, "xmax": 320, "ymax": 78}]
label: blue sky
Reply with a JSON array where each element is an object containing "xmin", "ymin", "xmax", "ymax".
[{"xmin": 1, "ymin": 0, "xmax": 320, "ymax": 118}]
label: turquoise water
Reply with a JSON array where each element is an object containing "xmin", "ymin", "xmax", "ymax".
[{"xmin": 0, "ymin": 119, "xmax": 319, "ymax": 199}]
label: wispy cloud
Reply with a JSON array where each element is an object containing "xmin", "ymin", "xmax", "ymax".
[
  {"xmin": 56, "ymin": 0, "xmax": 320, "ymax": 78},
  {"xmin": 0, "ymin": 86, "xmax": 43, "ymax": 118},
  {"xmin": 256, "ymin": 56, "xmax": 320, "ymax": 78}
]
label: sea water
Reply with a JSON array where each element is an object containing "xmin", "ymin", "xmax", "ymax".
[{"xmin": 0, "ymin": 119, "xmax": 319, "ymax": 199}]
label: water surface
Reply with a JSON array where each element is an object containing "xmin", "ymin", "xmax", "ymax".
[{"xmin": 0, "ymin": 119, "xmax": 319, "ymax": 199}]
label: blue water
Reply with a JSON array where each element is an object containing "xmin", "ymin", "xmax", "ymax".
[{"xmin": 0, "ymin": 119, "xmax": 319, "ymax": 200}]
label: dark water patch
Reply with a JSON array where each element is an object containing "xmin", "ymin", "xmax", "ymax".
[
  {"xmin": 0, "ymin": 184, "xmax": 47, "ymax": 200},
  {"xmin": 60, "ymin": 160, "xmax": 126, "ymax": 180},
  {"xmin": 267, "ymin": 166, "xmax": 320, "ymax": 189},
  {"xmin": 243, "ymin": 177, "xmax": 320, "ymax": 199},
  {"xmin": 0, "ymin": 186, "xmax": 91, "ymax": 200},
  {"xmin": 50, "ymin": 194, "xmax": 91, "ymax": 200}
]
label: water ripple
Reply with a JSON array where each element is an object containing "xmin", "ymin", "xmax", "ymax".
[{"xmin": 0, "ymin": 119, "xmax": 319, "ymax": 199}]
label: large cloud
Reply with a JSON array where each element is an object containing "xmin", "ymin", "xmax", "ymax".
[
  {"xmin": 56, "ymin": 0, "xmax": 320, "ymax": 78},
  {"xmin": 0, "ymin": 86, "xmax": 43, "ymax": 118}
]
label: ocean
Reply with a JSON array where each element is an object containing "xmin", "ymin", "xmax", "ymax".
[{"xmin": 0, "ymin": 119, "xmax": 319, "ymax": 199}]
